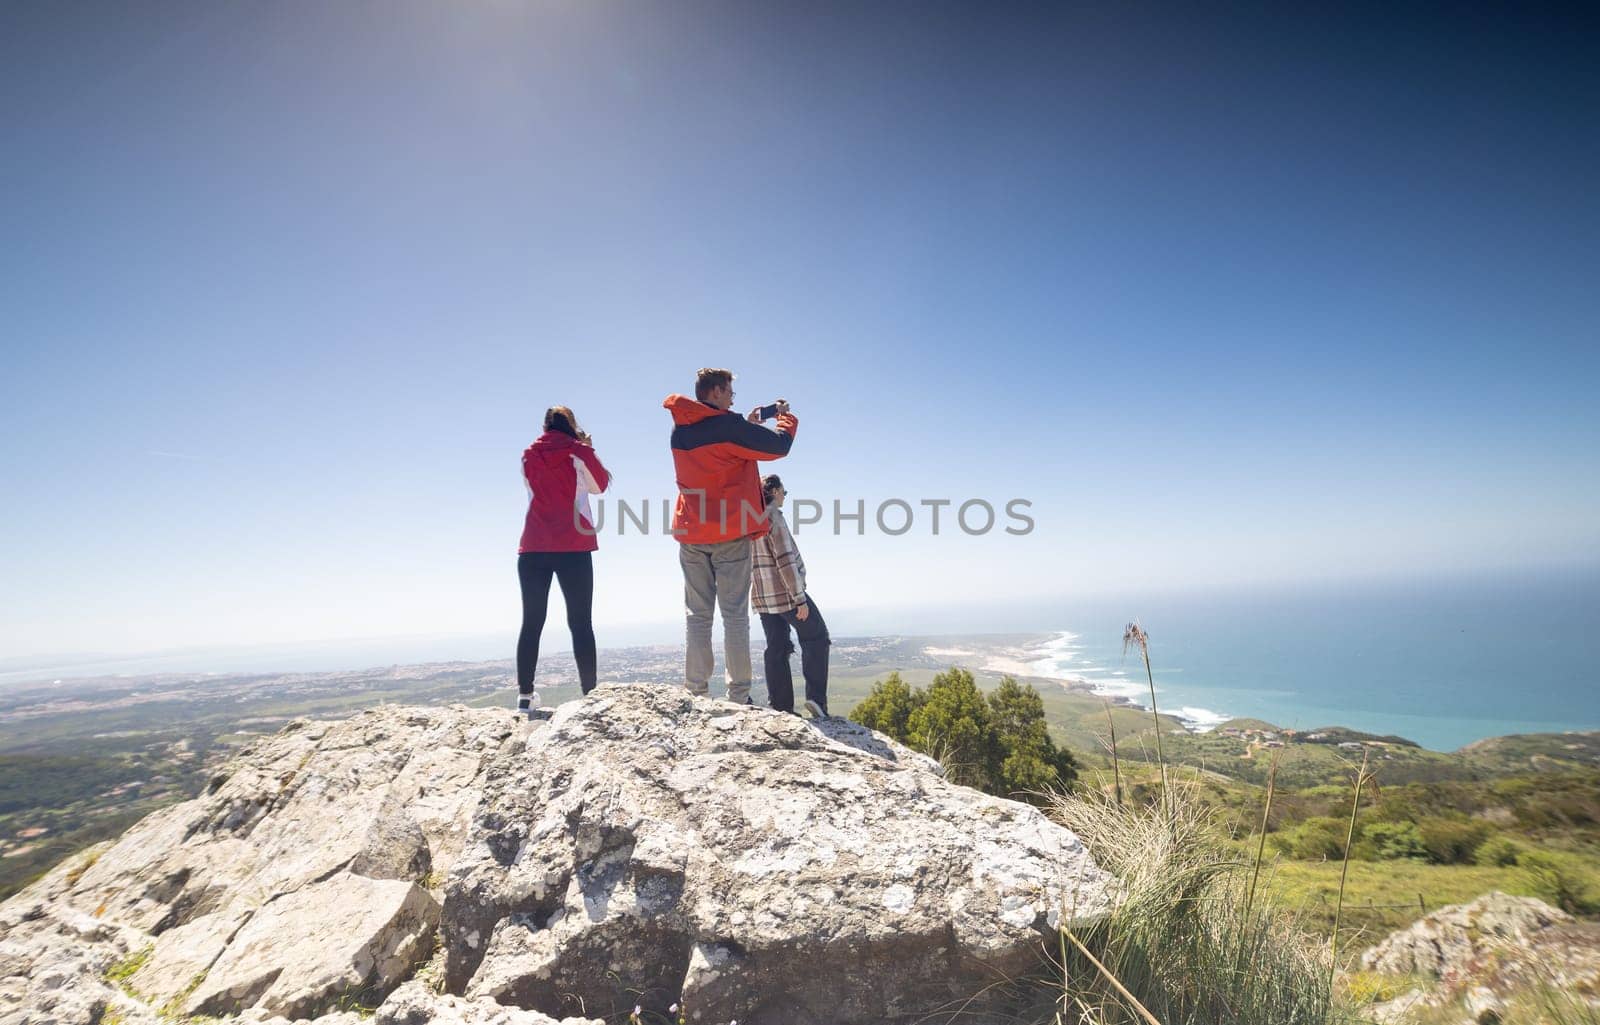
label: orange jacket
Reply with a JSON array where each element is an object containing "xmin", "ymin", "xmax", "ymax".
[{"xmin": 663, "ymin": 394, "xmax": 797, "ymax": 545}]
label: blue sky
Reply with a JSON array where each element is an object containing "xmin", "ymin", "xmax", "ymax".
[{"xmin": 2, "ymin": 2, "xmax": 1597, "ymax": 660}]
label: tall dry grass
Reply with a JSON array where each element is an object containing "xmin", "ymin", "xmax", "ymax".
[
  {"xmin": 1047, "ymin": 781, "xmax": 1337, "ymax": 1025},
  {"xmin": 1100, "ymin": 699, "xmax": 1124, "ymax": 808},
  {"xmin": 1122, "ymin": 622, "xmax": 1168, "ymax": 819},
  {"xmin": 1329, "ymin": 746, "xmax": 1372, "ymax": 988}
]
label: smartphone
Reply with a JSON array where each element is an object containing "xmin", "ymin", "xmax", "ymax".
[{"xmin": 756, "ymin": 399, "xmax": 788, "ymax": 421}]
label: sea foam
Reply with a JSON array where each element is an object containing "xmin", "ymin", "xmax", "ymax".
[{"xmin": 1022, "ymin": 630, "xmax": 1231, "ymax": 732}]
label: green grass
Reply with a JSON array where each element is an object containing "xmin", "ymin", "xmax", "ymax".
[
  {"xmin": 1337, "ymin": 969, "xmax": 1428, "ymax": 1005},
  {"xmin": 1269, "ymin": 859, "xmax": 1550, "ymax": 949},
  {"xmin": 105, "ymin": 945, "xmax": 154, "ymax": 994},
  {"xmin": 156, "ymin": 971, "xmax": 210, "ymax": 1022}
]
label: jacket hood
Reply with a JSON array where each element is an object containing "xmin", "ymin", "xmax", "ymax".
[
  {"xmin": 526, "ymin": 430, "xmax": 579, "ymax": 459},
  {"xmin": 528, "ymin": 428, "xmax": 579, "ymax": 450},
  {"xmin": 663, "ymin": 393, "xmax": 727, "ymax": 426}
]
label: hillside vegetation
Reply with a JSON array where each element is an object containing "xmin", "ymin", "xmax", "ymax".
[{"xmin": 843, "ymin": 668, "xmax": 1600, "ymax": 964}]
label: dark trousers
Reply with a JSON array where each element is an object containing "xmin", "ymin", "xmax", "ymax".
[
  {"xmin": 759, "ymin": 597, "xmax": 831, "ymax": 714},
  {"xmin": 517, "ymin": 551, "xmax": 597, "ymax": 694}
]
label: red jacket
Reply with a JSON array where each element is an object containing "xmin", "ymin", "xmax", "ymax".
[
  {"xmin": 664, "ymin": 394, "xmax": 797, "ymax": 545},
  {"xmin": 519, "ymin": 431, "xmax": 611, "ymax": 553}
]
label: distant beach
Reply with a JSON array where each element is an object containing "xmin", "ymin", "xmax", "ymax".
[
  {"xmin": 1003, "ymin": 567, "xmax": 1600, "ymax": 751},
  {"xmin": 958, "ymin": 631, "xmax": 1234, "ymax": 733}
]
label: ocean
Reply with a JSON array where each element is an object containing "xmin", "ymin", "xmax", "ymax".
[
  {"xmin": 1016, "ymin": 566, "xmax": 1600, "ymax": 751},
  {"xmin": 5, "ymin": 566, "xmax": 1595, "ymax": 753}
]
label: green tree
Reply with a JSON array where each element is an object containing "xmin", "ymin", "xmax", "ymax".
[
  {"xmin": 987, "ymin": 676, "xmax": 1079, "ymax": 796},
  {"xmin": 849, "ymin": 670, "xmax": 1079, "ymax": 803},
  {"xmin": 907, "ymin": 668, "xmax": 996, "ymax": 788},
  {"xmin": 849, "ymin": 671, "xmax": 921, "ymax": 742}
]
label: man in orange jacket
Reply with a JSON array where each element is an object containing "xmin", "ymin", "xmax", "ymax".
[{"xmin": 663, "ymin": 368, "xmax": 799, "ymax": 703}]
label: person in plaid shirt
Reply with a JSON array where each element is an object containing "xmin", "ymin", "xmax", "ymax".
[{"xmin": 752, "ymin": 474, "xmax": 831, "ymax": 717}]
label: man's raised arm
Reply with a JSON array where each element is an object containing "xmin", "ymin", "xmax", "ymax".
[{"xmin": 729, "ymin": 411, "xmax": 798, "ymax": 461}]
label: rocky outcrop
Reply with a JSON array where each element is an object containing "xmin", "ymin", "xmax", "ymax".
[
  {"xmin": 0, "ymin": 684, "xmax": 1118, "ymax": 1025},
  {"xmin": 1362, "ymin": 892, "xmax": 1600, "ymax": 1023},
  {"xmin": 0, "ymin": 853, "xmax": 152, "ymax": 1025},
  {"xmin": 2, "ymin": 705, "xmax": 515, "ymax": 1025},
  {"xmin": 180, "ymin": 874, "xmax": 437, "ymax": 1018},
  {"xmin": 443, "ymin": 686, "xmax": 1117, "ymax": 1024},
  {"xmin": 1361, "ymin": 892, "xmax": 1572, "ymax": 978}
]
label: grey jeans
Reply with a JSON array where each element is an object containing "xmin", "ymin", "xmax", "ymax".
[{"xmin": 679, "ymin": 538, "xmax": 754, "ymax": 703}]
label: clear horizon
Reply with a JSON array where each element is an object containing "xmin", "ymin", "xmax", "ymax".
[
  {"xmin": 1, "ymin": 557, "xmax": 1588, "ymax": 664},
  {"xmin": 6, "ymin": 560, "xmax": 1597, "ymax": 754},
  {"xmin": 3, "ymin": 4, "xmax": 1597, "ymax": 659},
  {"xmin": 6, "ymin": 561, "xmax": 1595, "ymax": 695}
]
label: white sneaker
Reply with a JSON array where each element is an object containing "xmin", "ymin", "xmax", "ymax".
[
  {"xmin": 803, "ymin": 699, "xmax": 827, "ymax": 720},
  {"xmin": 516, "ymin": 691, "xmax": 540, "ymax": 719}
]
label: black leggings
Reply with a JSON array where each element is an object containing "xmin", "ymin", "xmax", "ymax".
[{"xmin": 516, "ymin": 551, "xmax": 597, "ymax": 694}]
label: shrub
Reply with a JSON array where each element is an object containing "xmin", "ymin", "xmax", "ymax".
[
  {"xmin": 1542, "ymin": 792, "xmax": 1600, "ymax": 828},
  {"xmin": 1519, "ymin": 850, "xmax": 1600, "ymax": 915},
  {"xmin": 1367, "ymin": 795, "xmax": 1421, "ymax": 825},
  {"xmin": 1474, "ymin": 834, "xmax": 1523, "ymax": 868},
  {"xmin": 1273, "ymin": 816, "xmax": 1351, "ymax": 861},
  {"xmin": 1417, "ymin": 816, "xmax": 1492, "ymax": 865},
  {"xmin": 1361, "ymin": 820, "xmax": 1428, "ymax": 861}
]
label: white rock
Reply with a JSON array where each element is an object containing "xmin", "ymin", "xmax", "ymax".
[
  {"xmin": 183, "ymin": 874, "xmax": 437, "ymax": 1019},
  {"xmin": 1361, "ymin": 892, "xmax": 1571, "ymax": 977},
  {"xmin": 443, "ymin": 685, "xmax": 1117, "ymax": 1023}
]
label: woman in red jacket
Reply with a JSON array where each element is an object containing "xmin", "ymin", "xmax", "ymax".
[{"xmin": 517, "ymin": 406, "xmax": 610, "ymax": 715}]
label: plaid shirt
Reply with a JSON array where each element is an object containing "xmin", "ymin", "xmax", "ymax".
[{"xmin": 751, "ymin": 507, "xmax": 807, "ymax": 614}]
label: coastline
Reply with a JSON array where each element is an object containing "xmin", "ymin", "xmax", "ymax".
[
  {"xmin": 947, "ymin": 624, "xmax": 1598, "ymax": 754},
  {"xmin": 973, "ymin": 630, "xmax": 1234, "ymax": 734}
]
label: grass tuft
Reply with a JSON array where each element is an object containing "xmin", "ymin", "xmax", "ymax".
[
  {"xmin": 65, "ymin": 846, "xmax": 104, "ymax": 887},
  {"xmin": 105, "ymin": 945, "xmax": 153, "ymax": 989},
  {"xmin": 1048, "ymin": 781, "xmax": 1338, "ymax": 1025},
  {"xmin": 156, "ymin": 970, "xmax": 208, "ymax": 1021}
]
